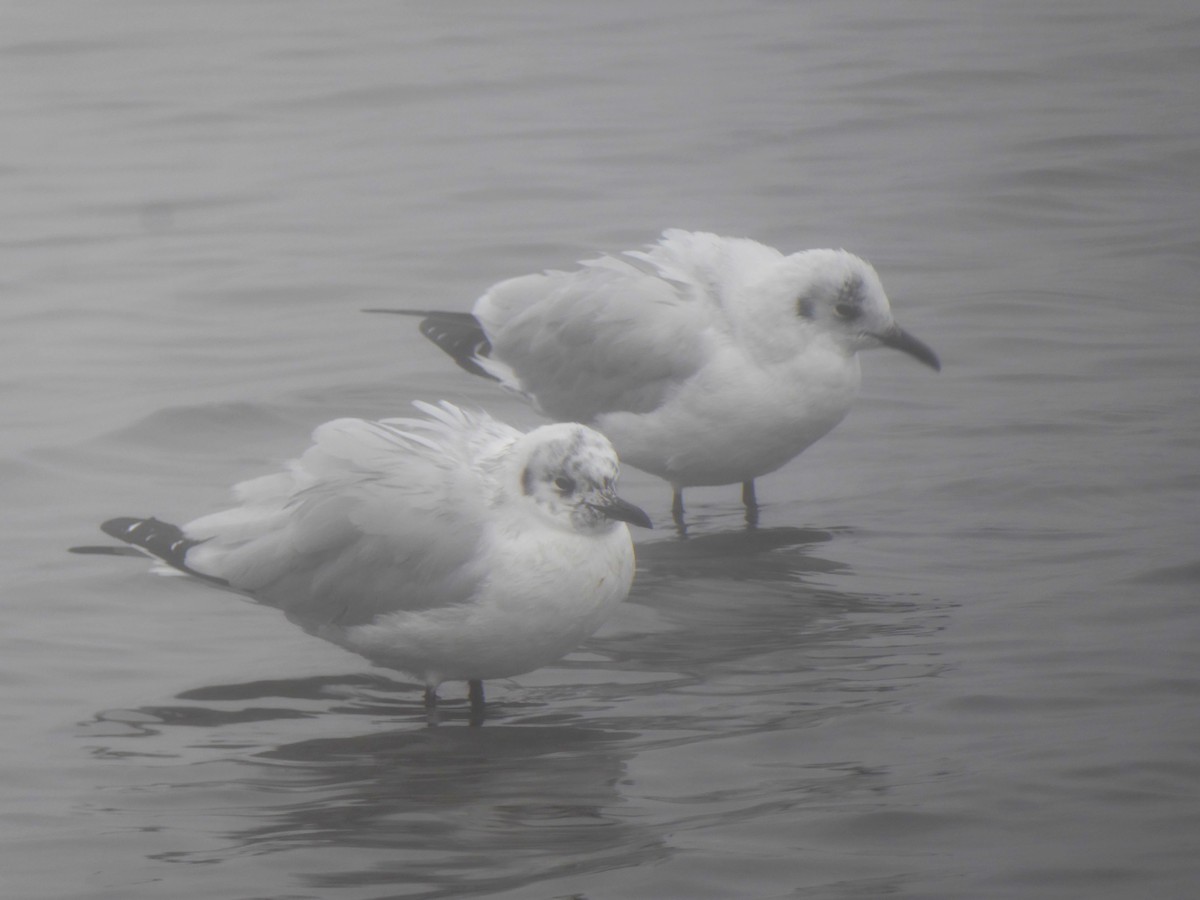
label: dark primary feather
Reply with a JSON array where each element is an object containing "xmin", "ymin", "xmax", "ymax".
[
  {"xmin": 98, "ymin": 516, "xmax": 230, "ymax": 587},
  {"xmin": 364, "ymin": 309, "xmax": 497, "ymax": 381}
]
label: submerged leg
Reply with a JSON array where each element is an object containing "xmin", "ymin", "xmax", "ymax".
[
  {"xmin": 742, "ymin": 480, "xmax": 759, "ymax": 528},
  {"xmin": 468, "ymin": 679, "xmax": 486, "ymax": 727},
  {"xmin": 423, "ymin": 685, "xmax": 439, "ymax": 727},
  {"xmin": 671, "ymin": 488, "xmax": 686, "ymax": 534}
]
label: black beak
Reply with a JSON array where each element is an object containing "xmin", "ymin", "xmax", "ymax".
[
  {"xmin": 590, "ymin": 494, "xmax": 653, "ymax": 529},
  {"xmin": 876, "ymin": 323, "xmax": 941, "ymax": 371}
]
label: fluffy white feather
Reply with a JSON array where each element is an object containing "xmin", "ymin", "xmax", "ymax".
[
  {"xmin": 98, "ymin": 402, "xmax": 650, "ymax": 700},
  {"xmin": 391, "ymin": 231, "xmax": 940, "ymax": 522}
]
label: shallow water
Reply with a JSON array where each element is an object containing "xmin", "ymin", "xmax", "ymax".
[{"xmin": 3, "ymin": 1, "xmax": 1199, "ymax": 898}]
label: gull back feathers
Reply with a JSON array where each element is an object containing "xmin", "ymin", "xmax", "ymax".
[{"xmin": 183, "ymin": 402, "xmax": 518, "ymax": 630}]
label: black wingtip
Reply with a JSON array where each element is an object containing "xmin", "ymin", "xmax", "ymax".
[
  {"xmin": 100, "ymin": 515, "xmax": 153, "ymax": 541},
  {"xmin": 368, "ymin": 308, "xmax": 499, "ymax": 382},
  {"xmin": 417, "ymin": 315, "xmax": 499, "ymax": 381},
  {"xmin": 97, "ymin": 516, "xmax": 229, "ymax": 586}
]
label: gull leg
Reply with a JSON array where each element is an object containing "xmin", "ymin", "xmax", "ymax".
[
  {"xmin": 742, "ymin": 480, "xmax": 759, "ymax": 528},
  {"xmin": 423, "ymin": 685, "xmax": 440, "ymax": 727},
  {"xmin": 672, "ymin": 488, "xmax": 687, "ymax": 536},
  {"xmin": 468, "ymin": 680, "xmax": 486, "ymax": 727}
]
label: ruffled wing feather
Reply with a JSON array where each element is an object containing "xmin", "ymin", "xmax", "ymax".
[{"xmin": 182, "ymin": 403, "xmax": 518, "ymax": 629}]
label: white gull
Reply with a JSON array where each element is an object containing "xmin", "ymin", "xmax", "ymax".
[
  {"xmin": 372, "ymin": 230, "xmax": 940, "ymax": 527},
  {"xmin": 84, "ymin": 401, "xmax": 651, "ymax": 722}
]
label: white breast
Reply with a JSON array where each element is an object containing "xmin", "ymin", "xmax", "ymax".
[
  {"xmin": 598, "ymin": 343, "xmax": 862, "ymax": 487},
  {"xmin": 332, "ymin": 524, "xmax": 635, "ymax": 686}
]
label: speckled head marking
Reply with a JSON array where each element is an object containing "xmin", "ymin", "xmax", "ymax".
[
  {"xmin": 776, "ymin": 251, "xmax": 895, "ymax": 352},
  {"xmin": 516, "ymin": 424, "xmax": 651, "ymax": 533},
  {"xmin": 832, "ymin": 271, "xmax": 866, "ymax": 322},
  {"xmin": 797, "ymin": 268, "xmax": 864, "ymax": 322},
  {"xmin": 787, "ymin": 253, "xmax": 878, "ymax": 329},
  {"xmin": 784, "ymin": 252, "xmax": 939, "ymax": 368}
]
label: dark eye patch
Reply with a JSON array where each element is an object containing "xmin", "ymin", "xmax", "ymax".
[
  {"xmin": 554, "ymin": 475, "xmax": 577, "ymax": 494},
  {"xmin": 835, "ymin": 302, "xmax": 861, "ymax": 320},
  {"xmin": 797, "ymin": 298, "xmax": 815, "ymax": 319}
]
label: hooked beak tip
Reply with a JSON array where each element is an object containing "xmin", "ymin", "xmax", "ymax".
[
  {"xmin": 878, "ymin": 324, "xmax": 941, "ymax": 371},
  {"xmin": 592, "ymin": 495, "xmax": 653, "ymax": 529}
]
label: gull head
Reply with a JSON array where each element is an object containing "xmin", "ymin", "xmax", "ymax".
[
  {"xmin": 760, "ymin": 250, "xmax": 940, "ymax": 371},
  {"xmin": 515, "ymin": 423, "xmax": 652, "ymax": 534}
]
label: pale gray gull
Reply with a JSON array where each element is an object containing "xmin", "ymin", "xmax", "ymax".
[
  {"xmin": 79, "ymin": 401, "xmax": 651, "ymax": 722},
  {"xmin": 370, "ymin": 230, "xmax": 940, "ymax": 528}
]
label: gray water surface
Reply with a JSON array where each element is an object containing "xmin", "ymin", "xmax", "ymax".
[{"xmin": 3, "ymin": 2, "xmax": 1198, "ymax": 898}]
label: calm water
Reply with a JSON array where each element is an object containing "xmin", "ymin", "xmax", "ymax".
[{"xmin": 3, "ymin": 1, "xmax": 1199, "ymax": 898}]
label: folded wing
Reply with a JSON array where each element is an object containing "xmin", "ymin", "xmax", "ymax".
[
  {"xmin": 183, "ymin": 403, "xmax": 518, "ymax": 630},
  {"xmin": 475, "ymin": 251, "xmax": 713, "ymax": 423}
]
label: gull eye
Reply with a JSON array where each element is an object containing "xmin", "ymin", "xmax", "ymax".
[
  {"xmin": 834, "ymin": 302, "xmax": 861, "ymax": 321},
  {"xmin": 553, "ymin": 475, "xmax": 576, "ymax": 494}
]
